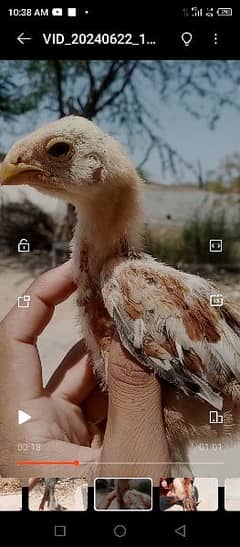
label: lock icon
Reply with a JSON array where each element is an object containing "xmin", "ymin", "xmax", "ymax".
[{"xmin": 18, "ymin": 238, "xmax": 30, "ymax": 253}]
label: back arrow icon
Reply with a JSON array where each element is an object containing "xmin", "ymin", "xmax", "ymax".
[
  {"xmin": 17, "ymin": 32, "xmax": 32, "ymax": 45},
  {"xmin": 175, "ymin": 525, "xmax": 186, "ymax": 538}
]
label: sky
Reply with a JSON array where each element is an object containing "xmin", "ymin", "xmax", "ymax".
[
  {"xmin": 1, "ymin": 61, "xmax": 240, "ymax": 184},
  {"xmin": 144, "ymin": 101, "xmax": 240, "ymax": 183}
]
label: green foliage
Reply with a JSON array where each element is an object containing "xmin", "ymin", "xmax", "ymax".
[
  {"xmin": 144, "ymin": 212, "xmax": 239, "ymax": 266},
  {"xmin": 0, "ymin": 198, "xmax": 54, "ymax": 255},
  {"xmin": 182, "ymin": 212, "xmax": 235, "ymax": 264},
  {"xmin": 207, "ymin": 152, "xmax": 240, "ymax": 192},
  {"xmin": 230, "ymin": 178, "xmax": 240, "ymax": 192},
  {"xmin": 203, "ymin": 181, "xmax": 226, "ymax": 193},
  {"xmin": 0, "ymin": 61, "xmax": 47, "ymax": 119},
  {"xmin": 144, "ymin": 228, "xmax": 183, "ymax": 265}
]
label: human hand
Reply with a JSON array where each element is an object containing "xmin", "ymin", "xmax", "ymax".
[
  {"xmin": 99, "ymin": 335, "xmax": 170, "ymax": 483},
  {"xmin": 0, "ymin": 260, "xmax": 107, "ymax": 480},
  {"xmin": 0, "ymin": 259, "xmax": 170, "ymax": 485}
]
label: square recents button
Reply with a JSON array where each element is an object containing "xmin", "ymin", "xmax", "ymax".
[{"xmin": 54, "ymin": 526, "xmax": 66, "ymax": 537}]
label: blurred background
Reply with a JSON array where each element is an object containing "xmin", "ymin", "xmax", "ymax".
[{"xmin": 0, "ymin": 60, "xmax": 240, "ymax": 481}]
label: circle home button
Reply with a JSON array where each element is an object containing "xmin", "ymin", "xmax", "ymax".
[{"xmin": 113, "ymin": 524, "xmax": 127, "ymax": 538}]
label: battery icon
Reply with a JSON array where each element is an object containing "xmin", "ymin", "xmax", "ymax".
[
  {"xmin": 68, "ymin": 8, "xmax": 77, "ymax": 16},
  {"xmin": 217, "ymin": 8, "xmax": 232, "ymax": 16}
]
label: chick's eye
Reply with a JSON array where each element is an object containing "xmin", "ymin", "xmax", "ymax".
[{"xmin": 47, "ymin": 142, "xmax": 71, "ymax": 158}]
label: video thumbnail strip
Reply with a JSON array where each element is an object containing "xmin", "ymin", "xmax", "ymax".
[{"xmin": 1, "ymin": 477, "xmax": 240, "ymax": 511}]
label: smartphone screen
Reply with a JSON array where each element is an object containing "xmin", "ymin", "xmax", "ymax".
[{"xmin": 0, "ymin": 5, "xmax": 239, "ymax": 542}]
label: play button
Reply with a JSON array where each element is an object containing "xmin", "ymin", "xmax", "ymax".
[
  {"xmin": 175, "ymin": 525, "xmax": 186, "ymax": 538},
  {"xmin": 18, "ymin": 409, "xmax": 31, "ymax": 425}
]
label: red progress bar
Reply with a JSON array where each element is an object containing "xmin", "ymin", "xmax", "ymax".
[{"xmin": 16, "ymin": 460, "xmax": 80, "ymax": 466}]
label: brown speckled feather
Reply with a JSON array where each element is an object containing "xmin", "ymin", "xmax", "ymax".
[{"xmin": 101, "ymin": 254, "xmax": 240, "ymax": 410}]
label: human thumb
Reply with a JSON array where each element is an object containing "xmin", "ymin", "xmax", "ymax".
[{"xmin": 99, "ymin": 337, "xmax": 170, "ymax": 481}]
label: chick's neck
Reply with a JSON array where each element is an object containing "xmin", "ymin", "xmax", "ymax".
[{"xmin": 73, "ymin": 181, "xmax": 142, "ymax": 279}]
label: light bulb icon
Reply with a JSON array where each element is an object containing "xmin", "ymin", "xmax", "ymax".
[{"xmin": 181, "ymin": 32, "xmax": 193, "ymax": 46}]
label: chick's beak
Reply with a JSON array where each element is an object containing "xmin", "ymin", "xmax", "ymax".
[{"xmin": 0, "ymin": 161, "xmax": 43, "ymax": 185}]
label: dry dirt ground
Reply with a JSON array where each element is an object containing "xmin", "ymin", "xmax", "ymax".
[
  {"xmin": 28, "ymin": 479, "xmax": 88, "ymax": 511},
  {"xmin": 0, "ymin": 478, "xmax": 22, "ymax": 511}
]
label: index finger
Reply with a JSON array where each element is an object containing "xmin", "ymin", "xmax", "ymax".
[
  {"xmin": 4, "ymin": 259, "xmax": 77, "ymax": 343},
  {"xmin": 0, "ymin": 260, "xmax": 77, "ymax": 400}
]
